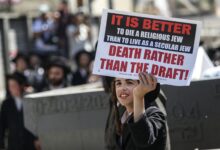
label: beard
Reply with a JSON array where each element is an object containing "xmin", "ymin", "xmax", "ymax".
[{"xmin": 49, "ymin": 78, "xmax": 64, "ymax": 86}]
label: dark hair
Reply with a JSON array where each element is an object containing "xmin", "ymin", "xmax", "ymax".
[
  {"xmin": 6, "ymin": 72, "xmax": 28, "ymax": 86},
  {"xmin": 102, "ymin": 76, "xmax": 114, "ymax": 93},
  {"xmin": 111, "ymin": 80, "xmax": 123, "ymax": 135},
  {"xmin": 45, "ymin": 56, "xmax": 70, "ymax": 76},
  {"xmin": 6, "ymin": 73, "xmax": 27, "ymax": 97},
  {"xmin": 74, "ymin": 50, "xmax": 91, "ymax": 66},
  {"xmin": 12, "ymin": 53, "xmax": 28, "ymax": 63}
]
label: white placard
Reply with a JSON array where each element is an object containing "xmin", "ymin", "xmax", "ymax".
[{"xmin": 93, "ymin": 9, "xmax": 202, "ymax": 86}]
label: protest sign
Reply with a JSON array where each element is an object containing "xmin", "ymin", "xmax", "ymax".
[{"xmin": 93, "ymin": 9, "xmax": 202, "ymax": 86}]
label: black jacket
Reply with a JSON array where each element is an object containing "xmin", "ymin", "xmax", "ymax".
[
  {"xmin": 71, "ymin": 69, "xmax": 89, "ymax": 86},
  {"xmin": 119, "ymin": 106, "xmax": 166, "ymax": 150},
  {"xmin": 0, "ymin": 97, "xmax": 37, "ymax": 150}
]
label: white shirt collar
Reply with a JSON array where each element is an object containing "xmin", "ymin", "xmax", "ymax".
[
  {"xmin": 121, "ymin": 111, "xmax": 132, "ymax": 124},
  {"xmin": 14, "ymin": 97, "xmax": 23, "ymax": 111}
]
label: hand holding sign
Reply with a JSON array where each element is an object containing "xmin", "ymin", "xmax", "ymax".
[{"xmin": 133, "ymin": 72, "xmax": 157, "ymax": 100}]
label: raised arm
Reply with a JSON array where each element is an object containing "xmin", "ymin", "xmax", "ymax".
[{"xmin": 133, "ymin": 72, "xmax": 157, "ymax": 122}]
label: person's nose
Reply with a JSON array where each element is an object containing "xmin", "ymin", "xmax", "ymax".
[{"xmin": 121, "ymin": 84, "xmax": 128, "ymax": 91}]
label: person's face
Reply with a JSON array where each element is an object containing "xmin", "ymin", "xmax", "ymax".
[
  {"xmin": 30, "ymin": 55, "xmax": 40, "ymax": 67},
  {"xmin": 16, "ymin": 58, "xmax": 27, "ymax": 72},
  {"xmin": 79, "ymin": 53, "xmax": 90, "ymax": 68},
  {"xmin": 58, "ymin": 3, "xmax": 68, "ymax": 12},
  {"xmin": 41, "ymin": 13, "xmax": 48, "ymax": 21},
  {"xmin": 115, "ymin": 78, "xmax": 139, "ymax": 108},
  {"xmin": 8, "ymin": 79, "xmax": 22, "ymax": 97},
  {"xmin": 48, "ymin": 66, "xmax": 64, "ymax": 86},
  {"xmin": 76, "ymin": 15, "xmax": 84, "ymax": 24}
]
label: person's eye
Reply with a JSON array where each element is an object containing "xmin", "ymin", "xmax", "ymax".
[
  {"xmin": 115, "ymin": 82, "xmax": 121, "ymax": 86},
  {"xmin": 127, "ymin": 81, "xmax": 134, "ymax": 85}
]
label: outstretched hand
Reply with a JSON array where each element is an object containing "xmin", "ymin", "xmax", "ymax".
[{"xmin": 133, "ymin": 72, "xmax": 157, "ymax": 100}]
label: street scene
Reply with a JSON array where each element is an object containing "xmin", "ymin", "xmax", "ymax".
[{"xmin": 0, "ymin": 0, "xmax": 220, "ymax": 150}]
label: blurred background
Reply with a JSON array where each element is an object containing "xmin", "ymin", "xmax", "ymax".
[{"xmin": 0, "ymin": 0, "xmax": 220, "ymax": 101}]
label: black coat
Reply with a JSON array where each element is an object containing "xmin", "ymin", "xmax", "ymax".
[
  {"xmin": 71, "ymin": 69, "xmax": 89, "ymax": 85},
  {"xmin": 0, "ymin": 97, "xmax": 37, "ymax": 150},
  {"xmin": 119, "ymin": 106, "xmax": 166, "ymax": 150}
]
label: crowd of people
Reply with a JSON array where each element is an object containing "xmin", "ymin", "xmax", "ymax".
[
  {"xmin": 8, "ymin": 0, "xmax": 100, "ymax": 94},
  {"xmin": 32, "ymin": 0, "xmax": 93, "ymax": 59},
  {"xmin": 0, "ymin": 1, "xmax": 101, "ymax": 149},
  {"xmin": 8, "ymin": 50, "xmax": 99, "ymax": 94}
]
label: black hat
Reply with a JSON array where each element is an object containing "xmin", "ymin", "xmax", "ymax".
[
  {"xmin": 45, "ymin": 56, "xmax": 70, "ymax": 74},
  {"xmin": 74, "ymin": 50, "xmax": 91, "ymax": 66},
  {"xmin": 12, "ymin": 53, "xmax": 28, "ymax": 63},
  {"xmin": 6, "ymin": 72, "xmax": 28, "ymax": 86}
]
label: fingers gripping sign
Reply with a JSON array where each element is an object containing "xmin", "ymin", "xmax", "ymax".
[{"xmin": 133, "ymin": 72, "xmax": 157, "ymax": 100}]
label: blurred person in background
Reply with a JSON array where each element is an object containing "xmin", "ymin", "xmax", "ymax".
[
  {"xmin": 55, "ymin": 0, "xmax": 71, "ymax": 57},
  {"xmin": 213, "ymin": 50, "xmax": 220, "ymax": 66},
  {"xmin": 87, "ymin": 60, "xmax": 101, "ymax": 83},
  {"xmin": 0, "ymin": 73, "xmax": 41, "ymax": 150},
  {"xmin": 87, "ymin": 42, "xmax": 101, "ymax": 83},
  {"xmin": 66, "ymin": 12, "xmax": 92, "ymax": 59},
  {"xmin": 12, "ymin": 53, "xmax": 34, "ymax": 93},
  {"xmin": 71, "ymin": 50, "xmax": 91, "ymax": 85},
  {"xmin": 12, "ymin": 53, "xmax": 28, "ymax": 76},
  {"xmin": 26, "ymin": 53, "xmax": 45, "ymax": 92},
  {"xmin": 32, "ymin": 9, "xmax": 59, "ymax": 58},
  {"xmin": 40, "ymin": 56, "xmax": 70, "ymax": 91}
]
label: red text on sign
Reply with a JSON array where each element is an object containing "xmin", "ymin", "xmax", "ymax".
[
  {"xmin": 151, "ymin": 64, "xmax": 189, "ymax": 80},
  {"xmin": 109, "ymin": 45, "xmax": 141, "ymax": 59},
  {"xmin": 143, "ymin": 49, "xmax": 184, "ymax": 65},
  {"xmin": 100, "ymin": 58, "xmax": 128, "ymax": 72}
]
